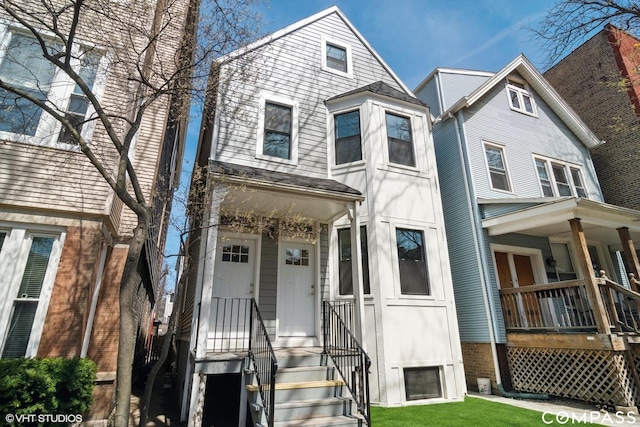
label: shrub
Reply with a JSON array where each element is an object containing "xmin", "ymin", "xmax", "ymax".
[{"xmin": 0, "ymin": 357, "xmax": 97, "ymax": 422}]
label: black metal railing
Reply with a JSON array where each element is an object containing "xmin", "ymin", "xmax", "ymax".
[
  {"xmin": 209, "ymin": 297, "xmax": 252, "ymax": 352},
  {"xmin": 323, "ymin": 301, "xmax": 370, "ymax": 425},
  {"xmin": 249, "ymin": 299, "xmax": 277, "ymax": 427}
]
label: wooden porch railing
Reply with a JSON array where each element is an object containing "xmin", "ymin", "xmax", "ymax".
[{"xmin": 499, "ymin": 277, "xmax": 640, "ymax": 333}]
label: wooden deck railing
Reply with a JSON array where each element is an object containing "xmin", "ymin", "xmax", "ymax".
[
  {"xmin": 598, "ymin": 278, "xmax": 640, "ymax": 334},
  {"xmin": 500, "ymin": 277, "xmax": 640, "ymax": 333},
  {"xmin": 499, "ymin": 280, "xmax": 597, "ymax": 331}
]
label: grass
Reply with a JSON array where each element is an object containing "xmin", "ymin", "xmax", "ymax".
[{"xmin": 370, "ymin": 396, "xmax": 602, "ymax": 426}]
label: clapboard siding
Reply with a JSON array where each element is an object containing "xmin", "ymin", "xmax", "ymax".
[
  {"xmin": 432, "ymin": 119, "xmax": 491, "ymax": 343},
  {"xmin": 259, "ymin": 233, "xmax": 278, "ymax": 321},
  {"xmin": 463, "ymin": 79, "xmax": 602, "ymax": 201},
  {"xmin": 437, "ymin": 71, "xmax": 492, "ymax": 113},
  {"xmin": 214, "ymin": 11, "xmax": 404, "ymax": 178}
]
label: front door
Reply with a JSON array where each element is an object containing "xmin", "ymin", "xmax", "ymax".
[
  {"xmin": 278, "ymin": 242, "xmax": 315, "ymax": 338},
  {"xmin": 208, "ymin": 237, "xmax": 256, "ymax": 350}
]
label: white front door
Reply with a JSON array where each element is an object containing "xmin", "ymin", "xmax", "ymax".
[
  {"xmin": 278, "ymin": 242, "xmax": 315, "ymax": 337},
  {"xmin": 208, "ymin": 237, "xmax": 256, "ymax": 350}
]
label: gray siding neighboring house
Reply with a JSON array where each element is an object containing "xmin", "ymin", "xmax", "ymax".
[{"xmin": 414, "ymin": 55, "xmax": 640, "ymax": 404}]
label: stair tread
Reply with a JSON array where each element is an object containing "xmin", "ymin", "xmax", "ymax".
[
  {"xmin": 247, "ymin": 379, "xmax": 345, "ymax": 392},
  {"xmin": 274, "ymin": 415, "xmax": 363, "ymax": 426},
  {"xmin": 278, "ymin": 366, "xmax": 329, "ymax": 372},
  {"xmin": 275, "ymin": 397, "xmax": 349, "ymax": 408}
]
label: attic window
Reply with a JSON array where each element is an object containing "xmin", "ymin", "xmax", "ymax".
[
  {"xmin": 506, "ymin": 78, "xmax": 536, "ymax": 116},
  {"xmin": 321, "ymin": 36, "xmax": 352, "ymax": 78}
]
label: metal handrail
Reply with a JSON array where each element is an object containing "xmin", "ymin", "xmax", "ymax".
[
  {"xmin": 249, "ymin": 298, "xmax": 278, "ymax": 427},
  {"xmin": 323, "ymin": 301, "xmax": 371, "ymax": 425}
]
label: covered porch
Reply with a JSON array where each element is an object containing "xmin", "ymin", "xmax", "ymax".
[
  {"xmin": 481, "ymin": 197, "xmax": 640, "ymax": 409},
  {"xmin": 187, "ymin": 161, "xmax": 371, "ymax": 425}
]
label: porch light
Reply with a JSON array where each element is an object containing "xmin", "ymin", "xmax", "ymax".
[{"xmin": 546, "ymin": 256, "xmax": 557, "ymax": 268}]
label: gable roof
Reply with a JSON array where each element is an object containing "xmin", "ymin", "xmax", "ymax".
[
  {"xmin": 427, "ymin": 54, "xmax": 603, "ymax": 149},
  {"xmin": 216, "ymin": 6, "xmax": 412, "ymax": 95},
  {"xmin": 326, "ymin": 80, "xmax": 427, "ymax": 108}
]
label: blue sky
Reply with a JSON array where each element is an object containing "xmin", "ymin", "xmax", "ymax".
[{"xmin": 165, "ymin": 0, "xmax": 558, "ymax": 288}]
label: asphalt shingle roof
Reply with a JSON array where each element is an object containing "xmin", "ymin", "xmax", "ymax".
[{"xmin": 326, "ymin": 80, "xmax": 426, "ymax": 107}]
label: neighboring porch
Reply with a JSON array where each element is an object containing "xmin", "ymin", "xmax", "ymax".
[{"xmin": 482, "ymin": 197, "xmax": 640, "ymax": 410}]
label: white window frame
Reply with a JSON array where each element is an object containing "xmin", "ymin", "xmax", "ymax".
[
  {"xmin": 0, "ymin": 226, "xmax": 65, "ymax": 358},
  {"xmin": 256, "ymin": 93, "xmax": 299, "ymax": 165},
  {"xmin": 320, "ymin": 35, "xmax": 353, "ymax": 78},
  {"xmin": 505, "ymin": 77, "xmax": 537, "ymax": 116},
  {"xmin": 385, "ymin": 110, "xmax": 417, "ymax": 169},
  {"xmin": 482, "ymin": 141, "xmax": 513, "ymax": 193},
  {"xmin": 532, "ymin": 155, "xmax": 589, "ymax": 199},
  {"xmin": 0, "ymin": 23, "xmax": 108, "ymax": 151}
]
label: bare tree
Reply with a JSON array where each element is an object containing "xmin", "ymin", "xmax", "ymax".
[
  {"xmin": 532, "ymin": 0, "xmax": 640, "ymax": 67},
  {"xmin": 0, "ymin": 0, "xmax": 263, "ymax": 425}
]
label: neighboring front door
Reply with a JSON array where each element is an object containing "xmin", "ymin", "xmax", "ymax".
[
  {"xmin": 278, "ymin": 242, "xmax": 315, "ymax": 338},
  {"xmin": 495, "ymin": 251, "xmax": 542, "ymax": 327},
  {"xmin": 208, "ymin": 237, "xmax": 256, "ymax": 350}
]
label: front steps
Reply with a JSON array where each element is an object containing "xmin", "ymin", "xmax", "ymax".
[{"xmin": 247, "ymin": 348, "xmax": 364, "ymax": 426}]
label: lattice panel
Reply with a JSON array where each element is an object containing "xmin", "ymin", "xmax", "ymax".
[{"xmin": 507, "ymin": 347, "xmax": 639, "ymax": 407}]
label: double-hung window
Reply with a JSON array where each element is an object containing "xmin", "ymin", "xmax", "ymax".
[
  {"xmin": 386, "ymin": 112, "xmax": 415, "ymax": 167},
  {"xmin": 534, "ymin": 156, "xmax": 588, "ymax": 198},
  {"xmin": 396, "ymin": 228, "xmax": 429, "ymax": 295},
  {"xmin": 484, "ymin": 143, "xmax": 511, "ymax": 192},
  {"xmin": 0, "ymin": 228, "xmax": 63, "ymax": 359},
  {"xmin": 338, "ymin": 226, "xmax": 370, "ymax": 295},
  {"xmin": 334, "ymin": 110, "xmax": 362, "ymax": 165},
  {"xmin": 263, "ymin": 102, "xmax": 292, "ymax": 159},
  {"xmin": 506, "ymin": 78, "xmax": 536, "ymax": 115},
  {"xmin": 0, "ymin": 29, "xmax": 104, "ymax": 147},
  {"xmin": 321, "ymin": 36, "xmax": 351, "ymax": 77}
]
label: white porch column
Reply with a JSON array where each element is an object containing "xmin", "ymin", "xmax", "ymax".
[
  {"xmin": 195, "ymin": 183, "xmax": 228, "ymax": 358},
  {"xmin": 348, "ymin": 201, "xmax": 366, "ymax": 345}
]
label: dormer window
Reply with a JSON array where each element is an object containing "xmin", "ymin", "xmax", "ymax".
[
  {"xmin": 506, "ymin": 78, "xmax": 536, "ymax": 115},
  {"xmin": 321, "ymin": 36, "xmax": 352, "ymax": 78}
]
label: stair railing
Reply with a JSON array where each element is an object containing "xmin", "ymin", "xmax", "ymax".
[
  {"xmin": 323, "ymin": 301, "xmax": 371, "ymax": 425},
  {"xmin": 598, "ymin": 278, "xmax": 640, "ymax": 333},
  {"xmin": 248, "ymin": 298, "xmax": 277, "ymax": 427}
]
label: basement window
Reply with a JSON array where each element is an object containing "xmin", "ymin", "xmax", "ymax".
[{"xmin": 404, "ymin": 367, "xmax": 442, "ymax": 400}]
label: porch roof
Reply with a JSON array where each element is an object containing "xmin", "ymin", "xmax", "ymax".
[
  {"xmin": 480, "ymin": 197, "xmax": 640, "ymax": 245},
  {"xmin": 209, "ymin": 161, "xmax": 364, "ymax": 222}
]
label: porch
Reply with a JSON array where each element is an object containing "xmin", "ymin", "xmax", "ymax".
[{"xmin": 482, "ymin": 197, "xmax": 640, "ymax": 410}]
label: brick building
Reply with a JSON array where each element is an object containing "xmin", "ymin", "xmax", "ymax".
[
  {"xmin": 0, "ymin": 0, "xmax": 195, "ymax": 420},
  {"xmin": 545, "ymin": 24, "xmax": 640, "ymax": 210}
]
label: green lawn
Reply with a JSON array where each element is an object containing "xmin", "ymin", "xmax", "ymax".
[{"xmin": 370, "ymin": 396, "xmax": 602, "ymax": 426}]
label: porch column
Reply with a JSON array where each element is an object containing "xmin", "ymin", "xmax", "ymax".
[
  {"xmin": 348, "ymin": 202, "xmax": 366, "ymax": 345},
  {"xmin": 195, "ymin": 183, "xmax": 228, "ymax": 359},
  {"xmin": 569, "ymin": 218, "xmax": 609, "ymax": 334},
  {"xmin": 617, "ymin": 227, "xmax": 640, "ymax": 292}
]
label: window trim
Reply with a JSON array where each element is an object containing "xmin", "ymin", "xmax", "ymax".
[
  {"xmin": 320, "ymin": 35, "xmax": 352, "ymax": 78},
  {"xmin": 256, "ymin": 93, "xmax": 299, "ymax": 165},
  {"xmin": 333, "ymin": 108, "xmax": 364, "ymax": 166},
  {"xmin": 0, "ymin": 227, "xmax": 65, "ymax": 358},
  {"xmin": 505, "ymin": 77, "xmax": 537, "ymax": 116},
  {"xmin": 533, "ymin": 155, "xmax": 589, "ymax": 199},
  {"xmin": 394, "ymin": 227, "xmax": 430, "ymax": 296},
  {"xmin": 385, "ymin": 111, "xmax": 417, "ymax": 168},
  {"xmin": 0, "ymin": 23, "xmax": 108, "ymax": 151},
  {"xmin": 482, "ymin": 141, "xmax": 513, "ymax": 194}
]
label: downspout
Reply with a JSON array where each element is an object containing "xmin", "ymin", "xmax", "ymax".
[
  {"xmin": 81, "ymin": 237, "xmax": 110, "ymax": 357},
  {"xmin": 449, "ymin": 111, "xmax": 502, "ymax": 387}
]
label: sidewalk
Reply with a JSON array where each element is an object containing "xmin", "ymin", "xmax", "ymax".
[{"xmin": 469, "ymin": 392, "xmax": 640, "ymax": 426}]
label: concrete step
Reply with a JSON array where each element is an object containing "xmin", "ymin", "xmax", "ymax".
[
  {"xmin": 273, "ymin": 415, "xmax": 364, "ymax": 426},
  {"xmin": 276, "ymin": 366, "xmax": 335, "ymax": 383},
  {"xmin": 273, "ymin": 397, "xmax": 351, "ymax": 422}
]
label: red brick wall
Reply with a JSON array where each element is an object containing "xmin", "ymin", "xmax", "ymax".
[
  {"xmin": 461, "ymin": 342, "xmax": 497, "ymax": 391},
  {"xmin": 38, "ymin": 225, "xmax": 102, "ymax": 358},
  {"xmin": 544, "ymin": 27, "xmax": 640, "ymax": 211}
]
